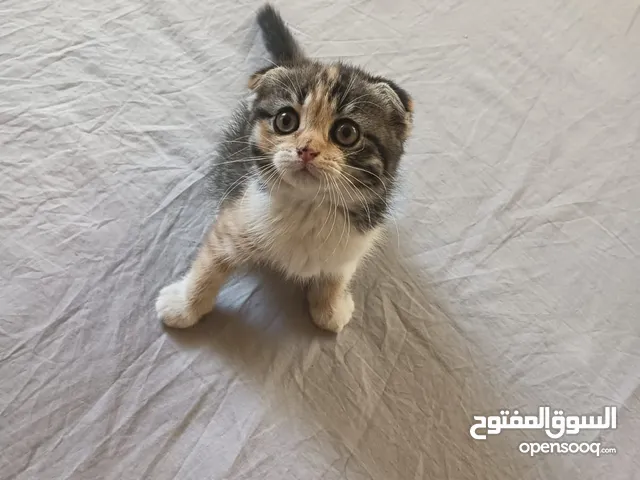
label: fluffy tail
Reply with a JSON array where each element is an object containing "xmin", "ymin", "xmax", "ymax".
[{"xmin": 256, "ymin": 4, "xmax": 304, "ymax": 64}]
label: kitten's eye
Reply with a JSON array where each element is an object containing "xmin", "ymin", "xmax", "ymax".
[
  {"xmin": 273, "ymin": 108, "xmax": 299, "ymax": 134},
  {"xmin": 332, "ymin": 120, "xmax": 360, "ymax": 147}
]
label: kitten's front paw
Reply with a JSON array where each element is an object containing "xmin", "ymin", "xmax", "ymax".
[
  {"xmin": 155, "ymin": 280, "xmax": 200, "ymax": 329},
  {"xmin": 309, "ymin": 291, "xmax": 355, "ymax": 333}
]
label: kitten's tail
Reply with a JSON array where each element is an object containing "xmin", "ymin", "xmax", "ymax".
[{"xmin": 256, "ymin": 4, "xmax": 305, "ymax": 64}]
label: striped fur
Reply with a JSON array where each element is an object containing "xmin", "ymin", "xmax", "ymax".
[{"xmin": 156, "ymin": 4, "xmax": 413, "ymax": 333}]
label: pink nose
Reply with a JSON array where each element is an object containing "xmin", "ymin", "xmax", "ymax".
[{"xmin": 297, "ymin": 147, "xmax": 319, "ymax": 164}]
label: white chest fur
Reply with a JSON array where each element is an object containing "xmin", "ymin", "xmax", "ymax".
[{"xmin": 237, "ymin": 181, "xmax": 380, "ymax": 279}]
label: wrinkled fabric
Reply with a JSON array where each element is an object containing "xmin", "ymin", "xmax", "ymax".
[{"xmin": 1, "ymin": 0, "xmax": 639, "ymax": 479}]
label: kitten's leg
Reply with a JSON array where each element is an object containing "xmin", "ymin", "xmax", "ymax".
[
  {"xmin": 156, "ymin": 223, "xmax": 236, "ymax": 329},
  {"xmin": 307, "ymin": 273, "xmax": 355, "ymax": 333}
]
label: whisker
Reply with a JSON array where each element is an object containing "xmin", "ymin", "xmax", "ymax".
[
  {"xmin": 346, "ymin": 100, "xmax": 388, "ymax": 113},
  {"xmin": 265, "ymin": 74, "xmax": 299, "ymax": 103},
  {"xmin": 340, "ymin": 72, "xmax": 358, "ymax": 108},
  {"xmin": 216, "ymin": 162, "xmax": 273, "ymax": 206},
  {"xmin": 335, "ymin": 174, "xmax": 372, "ymax": 226},
  {"xmin": 344, "ymin": 166, "xmax": 388, "ymax": 192},
  {"xmin": 330, "ymin": 175, "xmax": 349, "ymax": 256},
  {"xmin": 310, "ymin": 177, "xmax": 328, "ymax": 217},
  {"xmin": 339, "ymin": 171, "xmax": 400, "ymax": 245},
  {"xmin": 212, "ymin": 156, "xmax": 271, "ymax": 168},
  {"xmin": 216, "ymin": 170, "xmax": 257, "ymax": 208},
  {"xmin": 316, "ymin": 172, "xmax": 335, "ymax": 246}
]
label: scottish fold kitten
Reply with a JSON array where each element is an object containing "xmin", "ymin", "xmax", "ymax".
[{"xmin": 156, "ymin": 4, "xmax": 413, "ymax": 332}]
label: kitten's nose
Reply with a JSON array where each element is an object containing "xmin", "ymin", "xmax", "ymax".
[{"xmin": 297, "ymin": 147, "xmax": 319, "ymax": 164}]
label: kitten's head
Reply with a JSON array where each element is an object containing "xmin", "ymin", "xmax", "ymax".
[{"xmin": 247, "ymin": 61, "xmax": 413, "ymax": 203}]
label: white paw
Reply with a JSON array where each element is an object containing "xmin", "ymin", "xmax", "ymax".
[
  {"xmin": 155, "ymin": 280, "xmax": 200, "ymax": 329},
  {"xmin": 309, "ymin": 292, "xmax": 355, "ymax": 333}
]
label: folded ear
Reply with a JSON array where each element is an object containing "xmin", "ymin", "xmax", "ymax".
[
  {"xmin": 371, "ymin": 80, "xmax": 413, "ymax": 139},
  {"xmin": 248, "ymin": 65, "xmax": 285, "ymax": 90},
  {"xmin": 372, "ymin": 80, "xmax": 413, "ymax": 114}
]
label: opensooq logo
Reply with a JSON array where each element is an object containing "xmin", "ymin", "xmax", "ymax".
[{"xmin": 469, "ymin": 406, "xmax": 617, "ymax": 440}]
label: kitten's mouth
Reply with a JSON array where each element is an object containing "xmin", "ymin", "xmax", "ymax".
[
  {"xmin": 275, "ymin": 165, "xmax": 325, "ymax": 191},
  {"xmin": 294, "ymin": 166, "xmax": 317, "ymax": 178},
  {"xmin": 287, "ymin": 163, "xmax": 321, "ymax": 181},
  {"xmin": 272, "ymin": 155, "xmax": 330, "ymax": 189}
]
